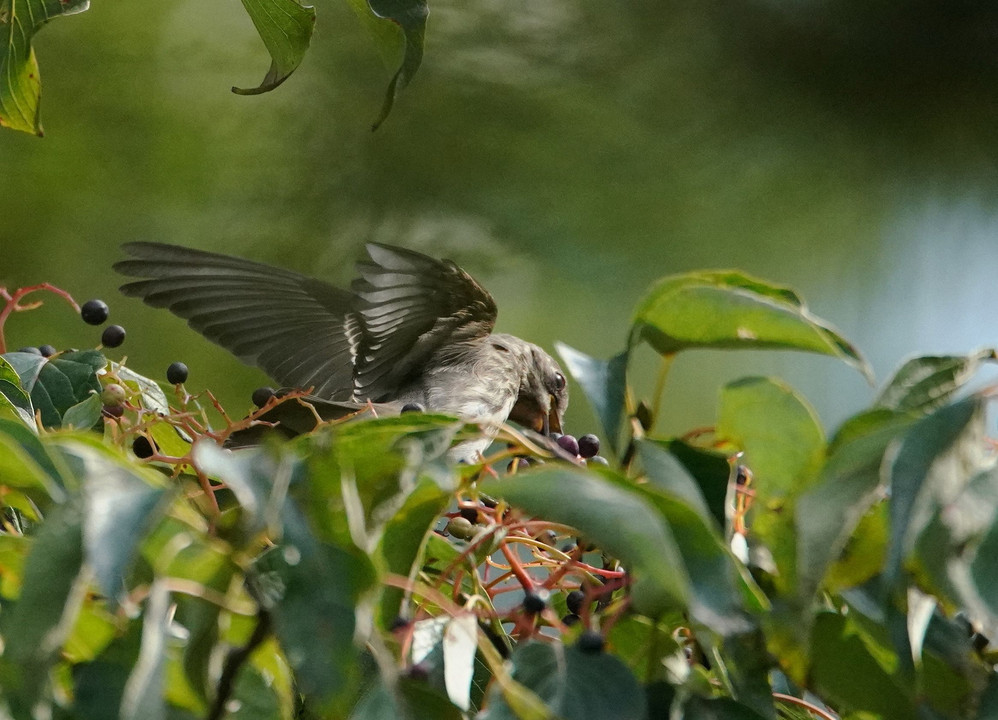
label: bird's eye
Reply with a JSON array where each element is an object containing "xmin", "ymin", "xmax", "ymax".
[
  {"xmin": 553, "ymin": 372, "xmax": 566, "ymax": 391},
  {"xmin": 492, "ymin": 342, "xmax": 510, "ymax": 353}
]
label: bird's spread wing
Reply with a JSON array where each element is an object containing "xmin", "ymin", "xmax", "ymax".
[
  {"xmin": 351, "ymin": 243, "xmax": 497, "ymax": 399},
  {"xmin": 115, "ymin": 242, "xmax": 359, "ymax": 399},
  {"xmin": 115, "ymin": 242, "xmax": 498, "ymax": 402}
]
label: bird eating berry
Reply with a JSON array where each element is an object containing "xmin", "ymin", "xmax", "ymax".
[{"xmin": 114, "ymin": 242, "xmax": 569, "ymax": 457}]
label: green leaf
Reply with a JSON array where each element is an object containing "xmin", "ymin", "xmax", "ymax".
[
  {"xmin": 0, "ymin": 0, "xmax": 90, "ymax": 135},
  {"xmin": 7, "ymin": 350, "xmax": 105, "ymax": 428},
  {"xmin": 120, "ymin": 581, "xmax": 171, "ymax": 720},
  {"xmin": 479, "ymin": 641, "xmax": 646, "ymax": 720},
  {"xmin": 72, "ymin": 622, "xmax": 143, "ymax": 720},
  {"xmin": 479, "ymin": 466, "xmax": 690, "ymax": 616},
  {"xmin": 349, "ymin": 672, "xmax": 465, "ymax": 720},
  {"xmin": 0, "ymin": 500, "xmax": 85, "ymax": 710},
  {"xmin": 717, "ymin": 377, "xmax": 825, "ymax": 594},
  {"xmin": 0, "ymin": 416, "xmax": 66, "ymax": 503},
  {"xmin": 680, "ymin": 695, "xmax": 769, "ymax": 719},
  {"xmin": 883, "ymin": 396, "xmax": 983, "ymax": 597},
  {"xmin": 630, "ymin": 271, "xmax": 871, "ymax": 380},
  {"xmin": 228, "ymin": 638, "xmax": 295, "ymax": 720},
  {"xmin": 366, "ymin": 0, "xmax": 427, "ymax": 130},
  {"xmin": 115, "ymin": 363, "xmax": 170, "ymax": 415},
  {"xmin": 636, "ymin": 439, "xmax": 713, "ymax": 523},
  {"xmin": 252, "ymin": 498, "xmax": 377, "ymax": 714},
  {"xmin": 809, "ymin": 611, "xmax": 914, "ymax": 720},
  {"xmin": 0, "ymin": 355, "xmax": 34, "ymax": 424},
  {"xmin": 232, "ymin": 0, "xmax": 316, "ymax": 95},
  {"xmin": 376, "ymin": 476, "xmax": 451, "ymax": 627},
  {"xmin": 62, "ymin": 392, "xmax": 102, "ymax": 430},
  {"xmin": 875, "ymin": 350, "xmax": 996, "ymax": 416},
  {"xmin": 65, "ymin": 439, "xmax": 170, "ymax": 600},
  {"xmin": 663, "ymin": 439, "xmax": 732, "ymax": 529},
  {"xmin": 796, "ymin": 409, "xmax": 914, "ymax": 601},
  {"xmin": 300, "ymin": 415, "xmax": 460, "ymax": 549},
  {"xmin": 717, "ymin": 377, "xmax": 826, "ymax": 499},
  {"xmin": 555, "ymin": 343, "xmax": 628, "ymax": 454}
]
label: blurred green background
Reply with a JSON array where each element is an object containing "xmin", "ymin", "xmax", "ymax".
[{"xmin": 3, "ymin": 0, "xmax": 998, "ymax": 437}]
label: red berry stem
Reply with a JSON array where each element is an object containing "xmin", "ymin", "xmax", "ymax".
[{"xmin": 0, "ymin": 283, "xmax": 80, "ymax": 354}]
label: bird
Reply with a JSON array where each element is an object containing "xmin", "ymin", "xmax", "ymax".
[{"xmin": 114, "ymin": 242, "xmax": 568, "ymax": 456}]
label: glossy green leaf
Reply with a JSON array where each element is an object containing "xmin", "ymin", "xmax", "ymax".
[
  {"xmin": 663, "ymin": 439, "xmax": 732, "ymax": 528},
  {"xmin": 120, "ymin": 581, "xmax": 171, "ymax": 720},
  {"xmin": 115, "ymin": 363, "xmax": 170, "ymax": 415},
  {"xmin": 883, "ymin": 396, "xmax": 984, "ymax": 597},
  {"xmin": 300, "ymin": 414, "xmax": 460, "ymax": 549},
  {"xmin": 227, "ymin": 638, "xmax": 295, "ymax": 720},
  {"xmin": 479, "ymin": 466, "xmax": 690, "ymax": 616},
  {"xmin": 0, "ymin": 500, "xmax": 84, "ymax": 709},
  {"xmin": 631, "ymin": 271, "xmax": 871, "ymax": 380},
  {"xmin": 0, "ymin": 355, "xmax": 34, "ymax": 424},
  {"xmin": 717, "ymin": 377, "xmax": 825, "ymax": 591},
  {"xmin": 349, "ymin": 672, "xmax": 465, "ymax": 720},
  {"xmin": 680, "ymin": 695, "xmax": 769, "ymax": 719},
  {"xmin": 367, "ymin": 0, "xmax": 427, "ymax": 130},
  {"xmin": 479, "ymin": 641, "xmax": 646, "ymax": 720},
  {"xmin": 66, "ymin": 440, "xmax": 170, "ymax": 600},
  {"xmin": 6, "ymin": 350, "xmax": 105, "ymax": 428},
  {"xmin": 376, "ymin": 476, "xmax": 451, "ymax": 627},
  {"xmin": 875, "ymin": 350, "xmax": 996, "ymax": 416},
  {"xmin": 0, "ymin": 416, "xmax": 66, "ymax": 502},
  {"xmin": 62, "ymin": 392, "xmax": 102, "ymax": 430},
  {"xmin": 72, "ymin": 622, "xmax": 143, "ymax": 720},
  {"xmin": 717, "ymin": 377, "xmax": 825, "ymax": 500},
  {"xmin": 253, "ymin": 498, "xmax": 376, "ymax": 714},
  {"xmin": 636, "ymin": 439, "xmax": 712, "ymax": 522},
  {"xmin": 810, "ymin": 611, "xmax": 914, "ymax": 720},
  {"xmin": 555, "ymin": 343, "xmax": 628, "ymax": 453},
  {"xmin": 0, "ymin": 534, "xmax": 29, "ymax": 597},
  {"xmin": 0, "ymin": 0, "xmax": 90, "ymax": 135},
  {"xmin": 233, "ymin": 0, "xmax": 316, "ymax": 95},
  {"xmin": 796, "ymin": 409, "xmax": 914, "ymax": 601}
]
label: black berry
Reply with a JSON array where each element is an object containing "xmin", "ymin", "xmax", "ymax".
[
  {"xmin": 101, "ymin": 325, "xmax": 126, "ymax": 348},
  {"xmin": 566, "ymin": 589, "xmax": 586, "ymax": 615},
  {"xmin": 577, "ymin": 630, "xmax": 605, "ymax": 654},
  {"xmin": 587, "ymin": 455, "xmax": 610, "ymax": 467},
  {"xmin": 80, "ymin": 299, "xmax": 109, "ymax": 326},
  {"xmin": 562, "ymin": 613, "xmax": 581, "ymax": 627},
  {"xmin": 166, "ymin": 362, "xmax": 189, "ymax": 384},
  {"xmin": 16, "ymin": 346, "xmax": 41, "ymax": 355},
  {"xmin": 578, "ymin": 434, "xmax": 600, "ymax": 458},
  {"xmin": 401, "ymin": 402, "xmax": 424, "ymax": 413},
  {"xmin": 459, "ymin": 506, "xmax": 479, "ymax": 523},
  {"xmin": 522, "ymin": 591, "xmax": 547, "ymax": 614},
  {"xmin": 38, "ymin": 344, "xmax": 57, "ymax": 358},
  {"xmin": 556, "ymin": 434, "xmax": 580, "ymax": 457},
  {"xmin": 132, "ymin": 436, "xmax": 155, "ymax": 459},
  {"xmin": 973, "ymin": 632, "xmax": 990, "ymax": 652},
  {"xmin": 252, "ymin": 386, "xmax": 275, "ymax": 408}
]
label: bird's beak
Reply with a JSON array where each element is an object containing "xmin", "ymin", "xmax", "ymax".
[{"xmin": 547, "ymin": 395, "xmax": 562, "ymax": 434}]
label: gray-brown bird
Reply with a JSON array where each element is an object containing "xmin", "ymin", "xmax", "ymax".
[{"xmin": 114, "ymin": 242, "xmax": 568, "ymax": 454}]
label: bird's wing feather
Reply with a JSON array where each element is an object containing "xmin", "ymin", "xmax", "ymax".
[
  {"xmin": 351, "ymin": 243, "xmax": 497, "ymax": 400},
  {"xmin": 114, "ymin": 242, "xmax": 499, "ymax": 404},
  {"xmin": 115, "ymin": 242, "xmax": 358, "ymax": 399}
]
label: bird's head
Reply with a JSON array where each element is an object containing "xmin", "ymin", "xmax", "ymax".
[{"xmin": 498, "ymin": 336, "xmax": 569, "ymax": 435}]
